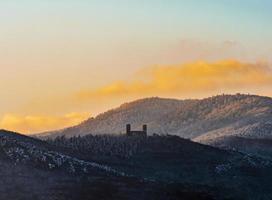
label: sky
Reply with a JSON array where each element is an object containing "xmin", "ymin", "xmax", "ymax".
[{"xmin": 0, "ymin": 0, "xmax": 272, "ymax": 134}]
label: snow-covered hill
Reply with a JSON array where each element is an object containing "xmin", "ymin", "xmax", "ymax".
[{"xmin": 40, "ymin": 94, "xmax": 272, "ymax": 144}]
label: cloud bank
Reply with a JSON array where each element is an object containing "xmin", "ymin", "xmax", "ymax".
[{"xmin": 77, "ymin": 60, "xmax": 272, "ymax": 100}]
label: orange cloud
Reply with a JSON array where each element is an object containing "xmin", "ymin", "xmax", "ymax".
[
  {"xmin": 0, "ymin": 112, "xmax": 90, "ymax": 134},
  {"xmin": 76, "ymin": 60, "xmax": 272, "ymax": 100}
]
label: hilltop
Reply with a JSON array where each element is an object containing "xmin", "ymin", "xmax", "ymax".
[{"xmin": 40, "ymin": 94, "xmax": 272, "ymax": 143}]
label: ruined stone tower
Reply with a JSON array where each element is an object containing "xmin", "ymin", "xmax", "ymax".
[{"xmin": 126, "ymin": 124, "xmax": 147, "ymax": 136}]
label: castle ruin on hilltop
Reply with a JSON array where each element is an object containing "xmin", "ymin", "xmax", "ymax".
[{"xmin": 126, "ymin": 124, "xmax": 147, "ymax": 137}]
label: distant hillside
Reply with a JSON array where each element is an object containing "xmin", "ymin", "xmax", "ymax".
[
  {"xmin": 40, "ymin": 94, "xmax": 272, "ymax": 144},
  {"xmin": 208, "ymin": 136, "xmax": 272, "ymax": 160},
  {"xmin": 39, "ymin": 97, "xmax": 189, "ymax": 137}
]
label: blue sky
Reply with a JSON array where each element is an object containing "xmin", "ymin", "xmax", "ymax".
[{"xmin": 1, "ymin": 0, "xmax": 271, "ymax": 43}]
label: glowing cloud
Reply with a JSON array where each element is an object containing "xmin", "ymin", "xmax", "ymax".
[
  {"xmin": 0, "ymin": 112, "xmax": 90, "ymax": 134},
  {"xmin": 76, "ymin": 60, "xmax": 272, "ymax": 100}
]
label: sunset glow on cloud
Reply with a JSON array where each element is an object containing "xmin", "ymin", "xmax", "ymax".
[{"xmin": 77, "ymin": 60, "xmax": 272, "ymax": 100}]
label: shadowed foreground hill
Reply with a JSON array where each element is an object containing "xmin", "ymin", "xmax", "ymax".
[
  {"xmin": 41, "ymin": 94, "xmax": 272, "ymax": 143},
  {"xmin": 2, "ymin": 129, "xmax": 272, "ymax": 199},
  {"xmin": 47, "ymin": 134, "xmax": 272, "ymax": 200},
  {"xmin": 0, "ymin": 130, "xmax": 240, "ymax": 200}
]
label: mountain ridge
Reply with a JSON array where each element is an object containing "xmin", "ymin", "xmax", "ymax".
[{"xmin": 39, "ymin": 94, "xmax": 272, "ymax": 143}]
